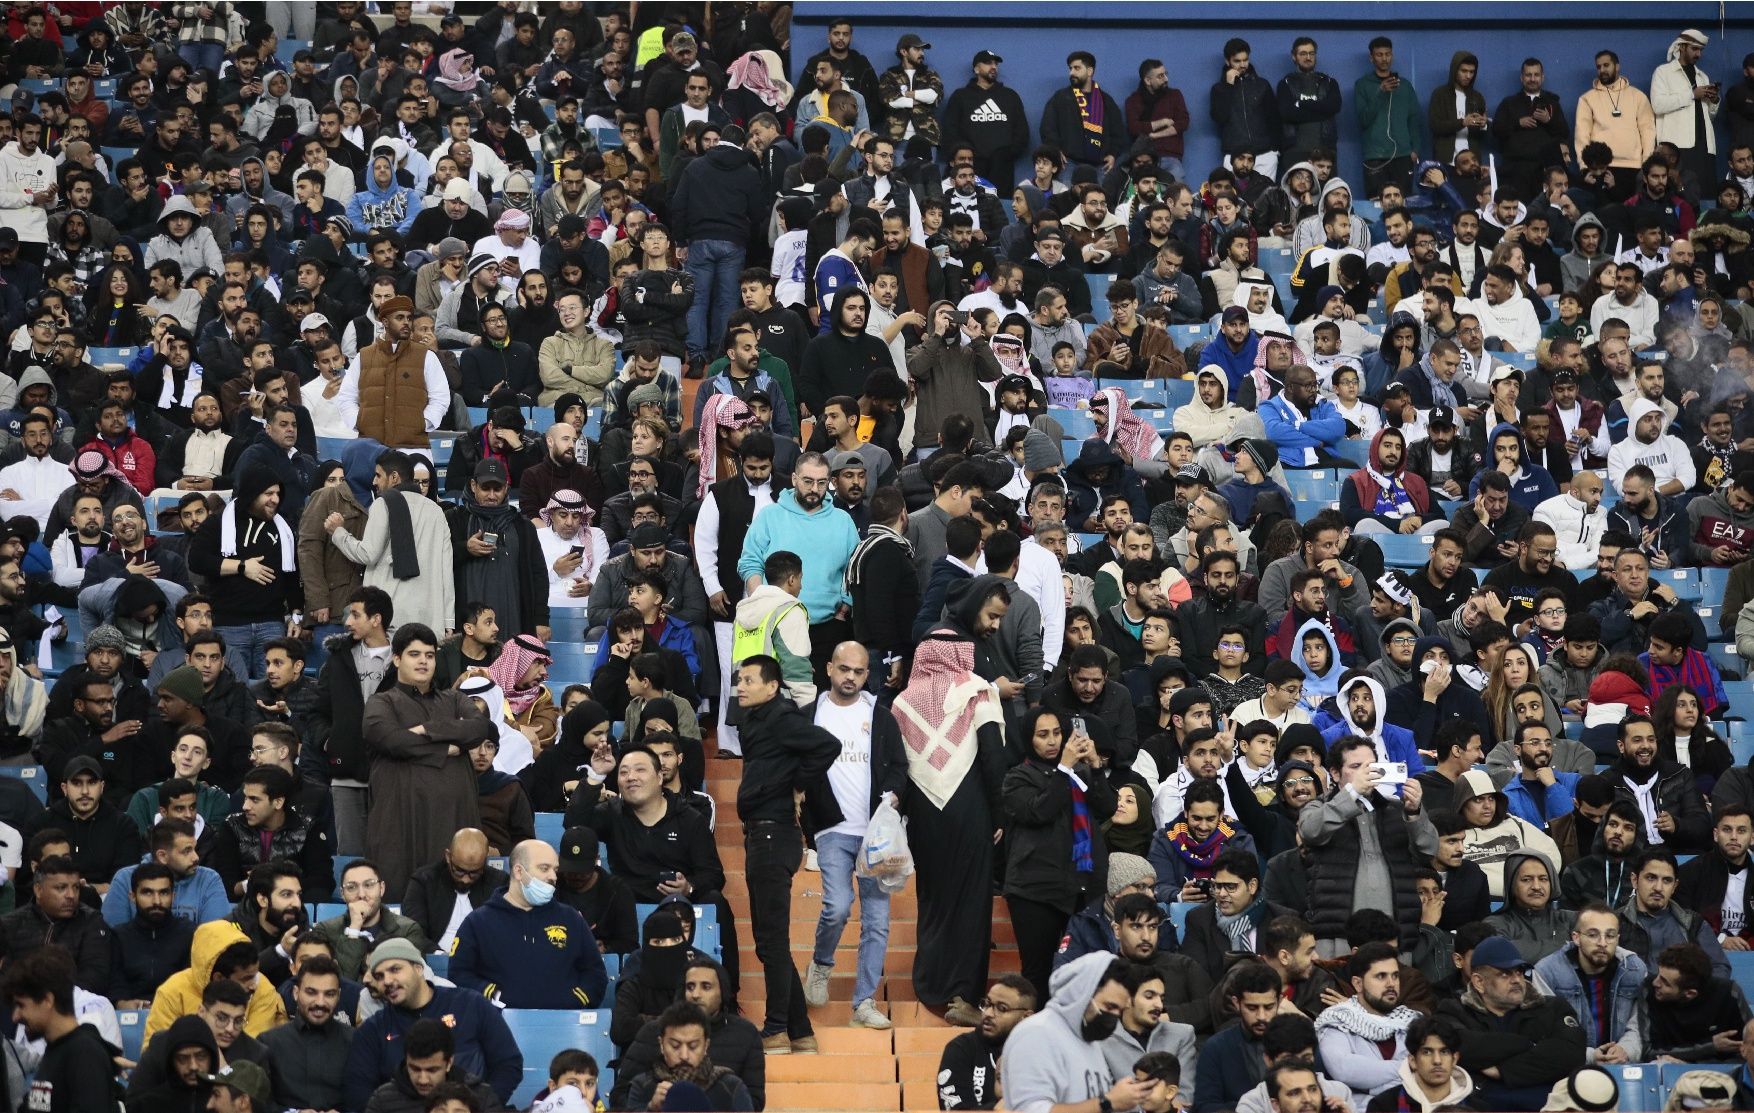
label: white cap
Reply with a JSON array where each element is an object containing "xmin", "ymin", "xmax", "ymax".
[{"xmin": 300, "ymin": 313, "xmax": 330, "ymax": 332}]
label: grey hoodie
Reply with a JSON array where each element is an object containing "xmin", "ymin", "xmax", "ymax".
[
  {"xmin": 1001, "ymin": 953, "xmax": 1119, "ymax": 1113},
  {"xmin": 1560, "ymin": 213, "xmax": 1610, "ymax": 296},
  {"xmin": 1483, "ymin": 848, "xmax": 1577, "ymax": 964},
  {"xmin": 1364, "ymin": 617, "xmax": 1419, "ymax": 691},
  {"xmin": 225, "ymin": 155, "xmax": 295, "ymax": 232}
]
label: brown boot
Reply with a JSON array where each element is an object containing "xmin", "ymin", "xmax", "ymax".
[
  {"xmin": 761, "ymin": 1032, "xmax": 792, "ymax": 1055},
  {"xmin": 944, "ymin": 996, "xmax": 982, "ymax": 1027}
]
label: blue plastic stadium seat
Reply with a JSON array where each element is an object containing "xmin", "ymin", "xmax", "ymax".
[
  {"xmin": 535, "ymin": 812, "xmax": 566, "ymax": 847},
  {"xmin": 426, "ymin": 952, "xmax": 450, "ymax": 977},
  {"xmin": 502, "ymin": 1010, "xmax": 617, "ymax": 1108},
  {"xmin": 331, "ymin": 855, "xmax": 359, "ymax": 895},
  {"xmin": 118, "ymin": 1010, "xmax": 145, "ymax": 1065},
  {"xmin": 0, "ymin": 765, "xmax": 45, "ymax": 804},
  {"xmin": 547, "ymin": 643, "xmax": 600, "ymax": 684},
  {"xmin": 18, "ymin": 79, "xmax": 59, "ymax": 96},
  {"xmin": 1167, "ymin": 902, "xmax": 1195, "ymax": 938},
  {"xmin": 1332, "ymin": 439, "xmax": 1370, "ymax": 468},
  {"xmin": 87, "ymin": 346, "xmax": 136, "ymax": 366},
  {"xmin": 1375, "ymin": 534, "xmax": 1435, "ymax": 570},
  {"xmin": 548, "ymin": 611, "xmax": 590, "ymax": 643},
  {"xmin": 1168, "ymin": 324, "xmax": 1209, "ymax": 348},
  {"xmin": 1055, "ymin": 411, "xmax": 1098, "ymax": 440}
]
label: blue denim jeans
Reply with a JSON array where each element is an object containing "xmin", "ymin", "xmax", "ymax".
[
  {"xmin": 303, "ymin": 623, "xmax": 346, "ymax": 673},
  {"xmin": 177, "ymin": 42, "xmax": 225, "ymax": 75},
  {"xmin": 218, "ymin": 621, "xmax": 284, "ymax": 681},
  {"xmin": 684, "ymin": 238, "xmax": 744, "ymax": 360},
  {"xmin": 811, "ymin": 830, "xmax": 891, "ymax": 1005}
]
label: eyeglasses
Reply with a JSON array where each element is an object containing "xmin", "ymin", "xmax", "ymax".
[
  {"xmin": 1217, "ymin": 641, "xmax": 1246, "ymax": 651},
  {"xmin": 1578, "ymin": 929, "xmax": 1620, "ymax": 942},
  {"xmin": 979, "ymin": 998, "xmax": 1023, "ymax": 1015},
  {"xmin": 1537, "ymin": 607, "xmax": 1567, "ymax": 617},
  {"xmin": 340, "ymin": 879, "xmax": 381, "ymax": 895},
  {"xmin": 1209, "ymin": 880, "xmax": 1246, "ymax": 894},
  {"xmin": 1281, "ymin": 775, "xmax": 1316, "ymax": 788},
  {"xmin": 1388, "ymin": 636, "xmax": 1418, "ymax": 647}
]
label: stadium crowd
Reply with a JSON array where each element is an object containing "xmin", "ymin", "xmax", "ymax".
[{"xmin": 0, "ymin": 3, "xmax": 1751, "ymax": 1113}]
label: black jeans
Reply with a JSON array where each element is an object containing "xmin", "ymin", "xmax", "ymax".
[
  {"xmin": 807, "ymin": 617, "xmax": 853, "ymax": 692},
  {"xmin": 746, "ymin": 820, "xmax": 812, "ymax": 1038},
  {"xmin": 1006, "ymin": 894, "xmax": 1072, "ymax": 1006},
  {"xmin": 1362, "ymin": 155, "xmax": 1414, "ymax": 199}
]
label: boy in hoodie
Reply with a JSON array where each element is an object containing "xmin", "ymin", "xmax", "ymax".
[
  {"xmin": 1001, "ymin": 953, "xmax": 1156, "ymax": 1113},
  {"xmin": 1364, "ymin": 1013, "xmax": 1477, "ymax": 1113},
  {"xmin": 1178, "ymin": 369, "xmax": 1248, "ymax": 448}
]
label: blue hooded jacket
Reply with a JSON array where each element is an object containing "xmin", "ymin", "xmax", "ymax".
[
  {"xmin": 1467, "ymin": 422, "xmax": 1558, "ymax": 510},
  {"xmin": 735, "ymin": 488, "xmax": 859, "ymax": 620}
]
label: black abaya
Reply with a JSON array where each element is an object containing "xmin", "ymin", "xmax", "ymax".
[{"xmin": 906, "ymin": 721, "xmax": 1008, "ymax": 1008}]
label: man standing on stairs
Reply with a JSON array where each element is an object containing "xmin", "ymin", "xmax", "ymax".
[
  {"xmin": 735, "ymin": 654, "xmax": 842, "ymax": 1055},
  {"xmin": 804, "ymin": 642, "xmax": 907, "ymax": 1031}
]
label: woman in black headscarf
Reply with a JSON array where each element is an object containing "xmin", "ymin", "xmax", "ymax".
[
  {"xmin": 520, "ymin": 698, "xmax": 611, "ymax": 812},
  {"xmin": 1002, "ymin": 704, "xmax": 1115, "ymax": 1002}
]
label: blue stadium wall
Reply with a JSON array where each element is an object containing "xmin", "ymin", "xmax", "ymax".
[{"xmin": 790, "ymin": 2, "xmax": 1754, "ymax": 188}]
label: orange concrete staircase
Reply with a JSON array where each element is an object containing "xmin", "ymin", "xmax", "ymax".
[{"xmin": 707, "ymin": 756, "xmax": 1016, "ymax": 1112}]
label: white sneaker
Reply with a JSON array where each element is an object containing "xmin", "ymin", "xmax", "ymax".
[
  {"xmin": 804, "ymin": 849, "xmax": 820, "ymax": 872},
  {"xmin": 804, "ymin": 961, "xmax": 831, "ymax": 1007},
  {"xmin": 850, "ymin": 999, "xmax": 892, "ymax": 1029}
]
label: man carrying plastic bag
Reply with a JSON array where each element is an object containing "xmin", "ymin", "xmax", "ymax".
[{"xmin": 803, "ymin": 641, "xmax": 910, "ymax": 1031}]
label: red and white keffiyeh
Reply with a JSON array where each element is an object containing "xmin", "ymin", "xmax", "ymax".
[
  {"xmin": 486, "ymin": 634, "xmax": 551, "ymax": 716},
  {"xmin": 1092, "ymin": 386, "xmax": 1162, "ymax": 461},
  {"xmin": 696, "ymin": 394, "xmax": 756, "ymax": 499},
  {"xmin": 892, "ymin": 633, "xmax": 1004, "ymax": 810}
]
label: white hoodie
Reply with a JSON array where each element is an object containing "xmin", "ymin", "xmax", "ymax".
[
  {"xmin": 1608, "ymin": 396, "xmax": 1696, "ymax": 495},
  {"xmin": 0, "ymin": 140, "xmax": 54, "ymax": 244},
  {"xmin": 1533, "ymin": 490, "xmax": 1609, "ymax": 571}
]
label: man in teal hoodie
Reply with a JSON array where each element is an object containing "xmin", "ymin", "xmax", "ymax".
[
  {"xmin": 736, "ymin": 452, "xmax": 860, "ymax": 683},
  {"xmin": 1353, "ymin": 37, "xmax": 1424, "ymax": 199}
]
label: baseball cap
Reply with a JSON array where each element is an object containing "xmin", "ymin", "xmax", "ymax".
[
  {"xmin": 557, "ymin": 827, "xmax": 599, "ymax": 876},
  {"xmin": 1551, "ymin": 368, "xmax": 1578, "ymax": 385},
  {"xmin": 1489, "ymin": 364, "xmax": 1523, "ymax": 383},
  {"xmin": 997, "ymin": 373, "xmax": 1033, "ymax": 396},
  {"xmin": 828, "ymin": 448, "xmax": 868, "ymax": 474},
  {"xmin": 1175, "ymin": 463, "xmax": 1210, "ymax": 486},
  {"xmin": 628, "ymin": 522, "xmax": 669, "ymax": 550},
  {"xmin": 299, "ymin": 313, "xmax": 330, "ymax": 333},
  {"xmin": 206, "ymin": 1063, "xmax": 273, "ymax": 1112},
  {"xmin": 63, "ymin": 755, "xmax": 103, "ymax": 781},
  {"xmin": 472, "ymin": 459, "xmax": 508, "ymax": 486},
  {"xmin": 973, "ymin": 50, "xmax": 1003, "ymax": 65},
  {"xmin": 1470, "ymin": 935, "xmax": 1532, "ymax": 972},
  {"xmin": 1221, "ymin": 305, "xmax": 1249, "ymax": 324},
  {"xmin": 896, "ymin": 32, "xmax": 931, "ymax": 51},
  {"xmin": 1426, "ymin": 404, "xmax": 1456, "ymax": 428}
]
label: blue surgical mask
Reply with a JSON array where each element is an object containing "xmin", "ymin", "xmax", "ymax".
[{"xmin": 521, "ymin": 878, "xmax": 555, "ymax": 906}]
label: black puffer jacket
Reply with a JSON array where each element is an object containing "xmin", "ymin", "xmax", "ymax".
[{"xmin": 1209, "ymin": 64, "xmax": 1280, "ymax": 156}]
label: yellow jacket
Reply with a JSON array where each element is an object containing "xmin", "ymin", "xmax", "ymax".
[{"xmin": 143, "ymin": 920, "xmax": 287, "ymax": 1047}]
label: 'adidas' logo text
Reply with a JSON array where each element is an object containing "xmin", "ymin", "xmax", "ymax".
[{"xmin": 968, "ymin": 98, "xmax": 1009, "ymax": 123}]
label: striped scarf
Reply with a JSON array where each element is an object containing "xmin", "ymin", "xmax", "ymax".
[
  {"xmin": 1065, "ymin": 767, "xmax": 1093, "ymax": 873},
  {"xmin": 1167, "ymin": 819, "xmax": 1236, "ymax": 875},
  {"xmin": 1645, "ymin": 648, "xmax": 1724, "ymax": 715}
]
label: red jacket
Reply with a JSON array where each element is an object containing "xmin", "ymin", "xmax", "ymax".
[{"xmin": 80, "ymin": 434, "xmax": 155, "ymax": 496}]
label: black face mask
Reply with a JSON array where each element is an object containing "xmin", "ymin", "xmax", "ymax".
[{"xmin": 1080, "ymin": 1011, "xmax": 1120, "ymax": 1042}]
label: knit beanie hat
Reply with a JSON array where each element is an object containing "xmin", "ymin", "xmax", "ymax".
[
  {"xmin": 1022, "ymin": 429, "xmax": 1062, "ymax": 471},
  {"xmin": 157, "ymin": 665, "xmax": 205, "ymax": 708},
  {"xmin": 1106, "ymin": 852, "xmax": 1156, "ymax": 898},
  {"xmin": 84, "ymin": 625, "xmax": 125, "ymax": 653},
  {"xmin": 367, "ymin": 937, "xmax": 425, "ymax": 971}
]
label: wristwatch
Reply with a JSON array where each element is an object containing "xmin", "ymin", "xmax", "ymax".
[{"xmin": 1098, "ymin": 1097, "xmax": 1114, "ymax": 1113}]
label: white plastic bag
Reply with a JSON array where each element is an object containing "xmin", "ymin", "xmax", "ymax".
[{"xmin": 855, "ymin": 793, "xmax": 914, "ymax": 893}]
